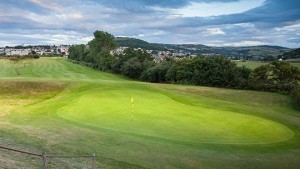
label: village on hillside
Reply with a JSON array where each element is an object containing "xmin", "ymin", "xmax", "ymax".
[
  {"xmin": 0, "ymin": 45, "xmax": 70, "ymax": 57},
  {"xmin": 0, "ymin": 44, "xmax": 198, "ymax": 62}
]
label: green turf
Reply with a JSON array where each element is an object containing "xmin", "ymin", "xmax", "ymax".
[
  {"xmin": 1, "ymin": 57, "xmax": 300, "ymax": 169},
  {"xmin": 57, "ymin": 89, "xmax": 293, "ymax": 144},
  {"xmin": 235, "ymin": 60, "xmax": 300, "ymax": 69}
]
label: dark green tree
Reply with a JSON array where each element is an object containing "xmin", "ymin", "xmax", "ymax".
[
  {"xmin": 97, "ymin": 51, "xmax": 114, "ymax": 71},
  {"xmin": 68, "ymin": 44, "xmax": 85, "ymax": 61},
  {"xmin": 270, "ymin": 61, "xmax": 300, "ymax": 92},
  {"xmin": 250, "ymin": 65, "xmax": 273, "ymax": 91},
  {"xmin": 121, "ymin": 57, "xmax": 143, "ymax": 79},
  {"xmin": 89, "ymin": 30, "xmax": 117, "ymax": 55},
  {"xmin": 250, "ymin": 61, "xmax": 300, "ymax": 92},
  {"xmin": 141, "ymin": 61, "xmax": 172, "ymax": 83},
  {"xmin": 88, "ymin": 30, "xmax": 117, "ymax": 70}
]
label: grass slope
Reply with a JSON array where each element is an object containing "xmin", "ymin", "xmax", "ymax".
[{"xmin": 0, "ymin": 57, "xmax": 300, "ymax": 169}]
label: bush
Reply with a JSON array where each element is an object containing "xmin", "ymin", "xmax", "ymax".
[
  {"xmin": 121, "ymin": 57, "xmax": 143, "ymax": 79},
  {"xmin": 140, "ymin": 61, "xmax": 171, "ymax": 83},
  {"xmin": 291, "ymin": 86, "xmax": 300, "ymax": 107},
  {"xmin": 249, "ymin": 61, "xmax": 300, "ymax": 92},
  {"xmin": 32, "ymin": 54, "xmax": 40, "ymax": 59}
]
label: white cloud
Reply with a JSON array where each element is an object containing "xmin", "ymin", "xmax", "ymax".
[
  {"xmin": 207, "ymin": 41, "xmax": 268, "ymax": 47},
  {"xmin": 0, "ymin": 41, "xmax": 20, "ymax": 47},
  {"xmin": 28, "ymin": 0, "xmax": 62, "ymax": 12},
  {"xmin": 135, "ymin": 31, "xmax": 165, "ymax": 38},
  {"xmin": 58, "ymin": 13, "xmax": 83, "ymax": 20},
  {"xmin": 206, "ymin": 28, "xmax": 225, "ymax": 35},
  {"xmin": 0, "ymin": 31, "xmax": 93, "ymax": 46},
  {"xmin": 275, "ymin": 23, "xmax": 300, "ymax": 32}
]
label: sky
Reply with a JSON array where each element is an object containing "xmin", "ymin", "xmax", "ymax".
[{"xmin": 0, "ymin": 0, "xmax": 300, "ymax": 48}]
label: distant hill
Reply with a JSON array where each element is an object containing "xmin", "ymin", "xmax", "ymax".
[
  {"xmin": 115, "ymin": 37, "xmax": 166, "ymax": 51},
  {"xmin": 280, "ymin": 48, "xmax": 300, "ymax": 60},
  {"xmin": 214, "ymin": 46, "xmax": 290, "ymax": 60},
  {"xmin": 115, "ymin": 37, "xmax": 291, "ymax": 60}
]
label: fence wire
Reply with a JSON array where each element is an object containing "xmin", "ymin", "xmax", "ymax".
[{"xmin": 0, "ymin": 145, "xmax": 96, "ymax": 169}]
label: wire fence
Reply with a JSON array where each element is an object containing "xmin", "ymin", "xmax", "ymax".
[{"xmin": 0, "ymin": 145, "xmax": 96, "ymax": 169}]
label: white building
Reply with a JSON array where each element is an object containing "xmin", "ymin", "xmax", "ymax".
[
  {"xmin": 58, "ymin": 45, "xmax": 69, "ymax": 56},
  {"xmin": 0, "ymin": 48, "xmax": 4, "ymax": 55},
  {"xmin": 5, "ymin": 49, "xmax": 30, "ymax": 56},
  {"xmin": 111, "ymin": 46, "xmax": 128, "ymax": 55}
]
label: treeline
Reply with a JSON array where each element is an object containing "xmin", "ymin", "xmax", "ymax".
[{"xmin": 68, "ymin": 30, "xmax": 300, "ymax": 107}]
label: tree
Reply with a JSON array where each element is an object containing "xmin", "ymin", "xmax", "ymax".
[
  {"xmin": 68, "ymin": 44, "xmax": 85, "ymax": 61},
  {"xmin": 166, "ymin": 58, "xmax": 194, "ymax": 84},
  {"xmin": 250, "ymin": 61, "xmax": 300, "ymax": 92},
  {"xmin": 87, "ymin": 30, "xmax": 117, "ymax": 69},
  {"xmin": 270, "ymin": 61, "xmax": 300, "ymax": 92},
  {"xmin": 291, "ymin": 86, "xmax": 300, "ymax": 107},
  {"xmin": 121, "ymin": 57, "xmax": 143, "ymax": 79},
  {"xmin": 97, "ymin": 51, "xmax": 114, "ymax": 71},
  {"xmin": 122, "ymin": 47, "xmax": 151, "ymax": 62},
  {"xmin": 140, "ymin": 61, "xmax": 171, "ymax": 83},
  {"xmin": 89, "ymin": 30, "xmax": 116, "ymax": 55},
  {"xmin": 234, "ymin": 66, "xmax": 251, "ymax": 89},
  {"xmin": 31, "ymin": 50, "xmax": 37, "ymax": 55},
  {"xmin": 250, "ymin": 65, "xmax": 273, "ymax": 91}
]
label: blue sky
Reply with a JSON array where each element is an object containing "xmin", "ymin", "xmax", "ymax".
[{"xmin": 0, "ymin": 0, "xmax": 300, "ymax": 48}]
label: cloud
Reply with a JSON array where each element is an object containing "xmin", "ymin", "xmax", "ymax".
[
  {"xmin": 89, "ymin": 0, "xmax": 241, "ymax": 10},
  {"xmin": 275, "ymin": 23, "xmax": 300, "ymax": 32},
  {"xmin": 0, "ymin": 31, "xmax": 93, "ymax": 46},
  {"xmin": 166, "ymin": 0, "xmax": 265, "ymax": 17},
  {"xmin": 0, "ymin": 0, "xmax": 299, "ymax": 48},
  {"xmin": 287, "ymin": 38, "xmax": 300, "ymax": 44},
  {"xmin": 206, "ymin": 28, "xmax": 225, "ymax": 35},
  {"xmin": 28, "ymin": 0, "xmax": 62, "ymax": 12},
  {"xmin": 207, "ymin": 40, "xmax": 268, "ymax": 47}
]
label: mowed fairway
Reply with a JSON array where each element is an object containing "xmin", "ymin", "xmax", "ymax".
[{"xmin": 0, "ymin": 57, "xmax": 300, "ymax": 169}]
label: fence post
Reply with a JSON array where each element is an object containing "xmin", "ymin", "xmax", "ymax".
[
  {"xmin": 42, "ymin": 152, "xmax": 48, "ymax": 169},
  {"xmin": 92, "ymin": 154, "xmax": 96, "ymax": 169}
]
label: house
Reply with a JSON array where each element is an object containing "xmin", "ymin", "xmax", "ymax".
[
  {"xmin": 110, "ymin": 46, "xmax": 128, "ymax": 55},
  {"xmin": 5, "ymin": 49, "xmax": 30, "ymax": 56}
]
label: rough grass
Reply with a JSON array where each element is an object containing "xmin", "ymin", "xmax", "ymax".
[{"xmin": 0, "ymin": 57, "xmax": 300, "ymax": 169}]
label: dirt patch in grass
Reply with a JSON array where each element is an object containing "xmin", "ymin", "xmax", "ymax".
[
  {"xmin": 0, "ymin": 80, "xmax": 66, "ymax": 99},
  {"xmin": 0, "ymin": 80, "xmax": 67, "ymax": 125}
]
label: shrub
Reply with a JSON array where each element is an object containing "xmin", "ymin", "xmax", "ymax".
[{"xmin": 291, "ymin": 86, "xmax": 300, "ymax": 107}]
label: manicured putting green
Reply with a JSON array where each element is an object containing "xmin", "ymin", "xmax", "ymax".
[{"xmin": 58, "ymin": 89, "xmax": 294, "ymax": 144}]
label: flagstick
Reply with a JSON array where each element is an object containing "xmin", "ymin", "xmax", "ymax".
[
  {"xmin": 131, "ymin": 104, "xmax": 133, "ymax": 122},
  {"xmin": 131, "ymin": 97, "xmax": 134, "ymax": 122}
]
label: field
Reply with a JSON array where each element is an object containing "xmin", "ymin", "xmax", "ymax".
[
  {"xmin": 235, "ymin": 60, "xmax": 300, "ymax": 69},
  {"xmin": 0, "ymin": 57, "xmax": 300, "ymax": 169}
]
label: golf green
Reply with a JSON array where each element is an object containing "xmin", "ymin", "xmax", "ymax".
[{"xmin": 58, "ymin": 89, "xmax": 293, "ymax": 144}]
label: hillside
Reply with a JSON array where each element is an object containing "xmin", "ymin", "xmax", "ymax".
[
  {"xmin": 115, "ymin": 37, "xmax": 166, "ymax": 51},
  {"xmin": 214, "ymin": 45, "xmax": 290, "ymax": 60},
  {"xmin": 115, "ymin": 37, "xmax": 291, "ymax": 60},
  {"xmin": 280, "ymin": 48, "xmax": 300, "ymax": 60}
]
